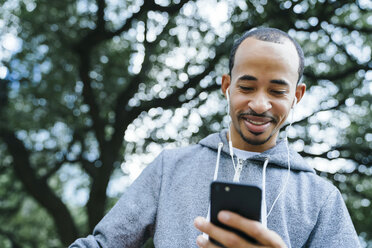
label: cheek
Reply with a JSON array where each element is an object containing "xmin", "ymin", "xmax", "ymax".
[
  {"xmin": 274, "ymin": 101, "xmax": 292, "ymax": 121},
  {"xmin": 230, "ymin": 95, "xmax": 248, "ymax": 112}
]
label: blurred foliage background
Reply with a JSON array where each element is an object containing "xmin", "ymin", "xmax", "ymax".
[{"xmin": 0, "ymin": 0, "xmax": 371, "ymax": 247}]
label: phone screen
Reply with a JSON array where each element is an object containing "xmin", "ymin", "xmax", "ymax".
[{"xmin": 210, "ymin": 181, "xmax": 262, "ymax": 246}]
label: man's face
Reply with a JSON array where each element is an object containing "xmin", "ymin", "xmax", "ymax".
[{"xmin": 222, "ymin": 37, "xmax": 305, "ymax": 152}]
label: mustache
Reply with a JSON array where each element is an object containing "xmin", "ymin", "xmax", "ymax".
[{"xmin": 238, "ymin": 110, "xmax": 277, "ymax": 122}]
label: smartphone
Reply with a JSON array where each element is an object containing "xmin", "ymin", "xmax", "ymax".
[{"xmin": 210, "ymin": 181, "xmax": 262, "ymax": 246}]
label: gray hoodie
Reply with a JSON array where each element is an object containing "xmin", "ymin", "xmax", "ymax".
[{"xmin": 70, "ymin": 130, "xmax": 360, "ymax": 247}]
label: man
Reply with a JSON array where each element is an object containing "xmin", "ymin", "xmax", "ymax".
[{"xmin": 70, "ymin": 27, "xmax": 360, "ymax": 247}]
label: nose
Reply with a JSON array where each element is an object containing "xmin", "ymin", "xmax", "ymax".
[{"xmin": 248, "ymin": 93, "xmax": 272, "ymax": 114}]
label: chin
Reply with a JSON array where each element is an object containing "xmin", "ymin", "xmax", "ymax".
[{"xmin": 238, "ymin": 129, "xmax": 273, "ymax": 146}]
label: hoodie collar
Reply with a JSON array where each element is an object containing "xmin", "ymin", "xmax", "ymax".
[{"xmin": 199, "ymin": 129, "xmax": 315, "ymax": 173}]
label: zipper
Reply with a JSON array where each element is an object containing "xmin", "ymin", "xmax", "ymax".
[{"xmin": 233, "ymin": 158, "xmax": 244, "ymax": 182}]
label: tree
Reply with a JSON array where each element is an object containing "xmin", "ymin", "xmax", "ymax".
[{"xmin": 0, "ymin": 0, "xmax": 371, "ymax": 247}]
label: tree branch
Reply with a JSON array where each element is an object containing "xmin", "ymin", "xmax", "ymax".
[
  {"xmin": 112, "ymin": 0, "xmax": 188, "ymax": 118},
  {"xmin": 77, "ymin": 51, "xmax": 107, "ymax": 149},
  {"xmin": 0, "ymin": 228, "xmax": 22, "ymax": 248},
  {"xmin": 110, "ymin": 0, "xmax": 190, "ymax": 38},
  {"xmin": 111, "ymin": 6, "xmax": 178, "ymax": 149},
  {"xmin": 40, "ymin": 159, "xmax": 65, "ymax": 181},
  {"xmin": 332, "ymin": 22, "xmax": 372, "ymax": 34},
  {"xmin": 0, "ymin": 79, "xmax": 9, "ymax": 115},
  {"xmin": 0, "ymin": 128, "xmax": 78, "ymax": 245},
  {"xmin": 304, "ymin": 64, "xmax": 367, "ymax": 82},
  {"xmin": 286, "ymin": 96, "xmax": 346, "ymax": 127},
  {"xmin": 134, "ymin": 41, "xmax": 231, "ymax": 115},
  {"xmin": 0, "ymin": 204, "xmax": 20, "ymax": 217},
  {"xmin": 96, "ymin": 0, "xmax": 106, "ymax": 30},
  {"xmin": 298, "ymin": 144, "xmax": 370, "ymax": 168},
  {"xmin": 74, "ymin": 0, "xmax": 191, "ymax": 51}
]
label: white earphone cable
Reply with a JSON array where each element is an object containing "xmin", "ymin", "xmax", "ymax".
[
  {"xmin": 266, "ymin": 98, "xmax": 296, "ymax": 217},
  {"xmin": 226, "ymin": 87, "xmax": 237, "ymax": 172}
]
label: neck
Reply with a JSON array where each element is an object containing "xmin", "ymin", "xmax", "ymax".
[{"xmin": 227, "ymin": 127, "xmax": 278, "ymax": 153}]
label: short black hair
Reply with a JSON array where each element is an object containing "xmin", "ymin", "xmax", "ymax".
[{"xmin": 229, "ymin": 27, "xmax": 304, "ymax": 84}]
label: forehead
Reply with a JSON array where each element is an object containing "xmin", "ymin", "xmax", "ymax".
[{"xmin": 232, "ymin": 37, "xmax": 299, "ymax": 84}]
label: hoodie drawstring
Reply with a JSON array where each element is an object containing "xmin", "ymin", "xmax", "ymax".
[
  {"xmin": 203, "ymin": 142, "xmax": 224, "ymax": 239},
  {"xmin": 213, "ymin": 142, "xmax": 224, "ymax": 181},
  {"xmin": 261, "ymin": 158, "xmax": 269, "ymax": 228}
]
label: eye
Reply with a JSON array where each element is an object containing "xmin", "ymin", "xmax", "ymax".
[
  {"xmin": 271, "ymin": 90, "xmax": 287, "ymax": 95},
  {"xmin": 239, "ymin": 86, "xmax": 254, "ymax": 91}
]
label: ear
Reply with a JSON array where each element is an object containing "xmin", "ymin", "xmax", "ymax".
[
  {"xmin": 294, "ymin": 83, "xmax": 306, "ymax": 104},
  {"xmin": 221, "ymin": 74, "xmax": 231, "ymax": 98}
]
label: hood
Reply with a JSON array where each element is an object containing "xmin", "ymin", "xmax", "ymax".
[{"xmin": 198, "ymin": 129, "xmax": 315, "ymax": 174}]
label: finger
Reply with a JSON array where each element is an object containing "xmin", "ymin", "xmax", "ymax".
[
  {"xmin": 194, "ymin": 216, "xmax": 255, "ymax": 248},
  {"xmin": 218, "ymin": 211, "xmax": 287, "ymax": 248},
  {"xmin": 196, "ymin": 235, "xmax": 221, "ymax": 248}
]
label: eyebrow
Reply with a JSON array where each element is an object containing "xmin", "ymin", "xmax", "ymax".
[
  {"xmin": 238, "ymin": 74, "xmax": 290, "ymax": 86},
  {"xmin": 270, "ymin": 79, "xmax": 290, "ymax": 86},
  {"xmin": 238, "ymin": 75, "xmax": 257, "ymax": 81}
]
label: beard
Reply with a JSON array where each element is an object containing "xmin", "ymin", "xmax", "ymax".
[
  {"xmin": 236, "ymin": 127, "xmax": 275, "ymax": 145},
  {"xmin": 233, "ymin": 110, "xmax": 279, "ymax": 146}
]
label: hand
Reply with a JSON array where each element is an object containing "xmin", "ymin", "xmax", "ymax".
[{"xmin": 194, "ymin": 211, "xmax": 287, "ymax": 248}]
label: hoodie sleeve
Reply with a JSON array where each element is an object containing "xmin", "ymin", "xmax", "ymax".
[
  {"xmin": 305, "ymin": 188, "xmax": 361, "ymax": 248},
  {"xmin": 69, "ymin": 151, "xmax": 164, "ymax": 248}
]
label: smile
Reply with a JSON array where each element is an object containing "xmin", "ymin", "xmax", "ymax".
[
  {"xmin": 240, "ymin": 115, "xmax": 274, "ymax": 134},
  {"xmin": 246, "ymin": 119, "xmax": 269, "ymax": 125}
]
